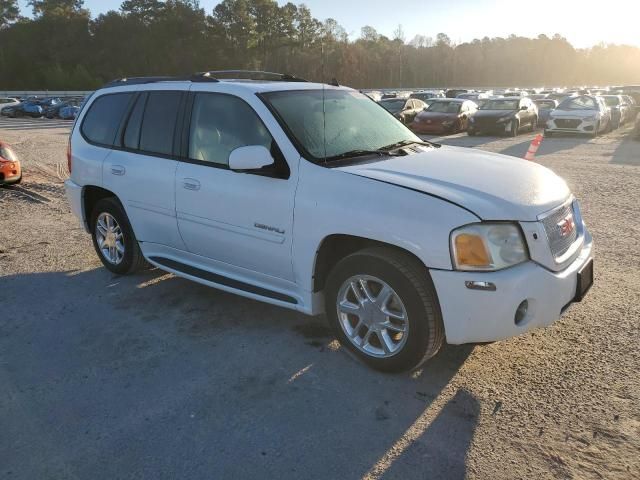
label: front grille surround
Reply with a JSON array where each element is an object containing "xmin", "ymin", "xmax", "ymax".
[
  {"xmin": 554, "ymin": 118, "xmax": 582, "ymax": 129},
  {"xmin": 539, "ymin": 201, "xmax": 580, "ymax": 260}
]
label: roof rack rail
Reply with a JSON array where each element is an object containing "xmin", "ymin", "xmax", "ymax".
[
  {"xmin": 102, "ymin": 70, "xmax": 309, "ymax": 89},
  {"xmin": 195, "ymin": 70, "xmax": 309, "ymax": 82},
  {"xmin": 103, "ymin": 74, "xmax": 219, "ymax": 88}
]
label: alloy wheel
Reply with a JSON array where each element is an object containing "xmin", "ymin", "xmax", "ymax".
[
  {"xmin": 95, "ymin": 212, "xmax": 125, "ymax": 265},
  {"xmin": 336, "ymin": 275, "xmax": 409, "ymax": 358}
]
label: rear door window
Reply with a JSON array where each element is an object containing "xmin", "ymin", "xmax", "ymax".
[
  {"xmin": 81, "ymin": 93, "xmax": 134, "ymax": 146},
  {"xmin": 123, "ymin": 93, "xmax": 147, "ymax": 150},
  {"xmin": 139, "ymin": 91, "xmax": 183, "ymax": 156}
]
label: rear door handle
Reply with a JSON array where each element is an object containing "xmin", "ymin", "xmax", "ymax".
[
  {"xmin": 182, "ymin": 178, "xmax": 201, "ymax": 191},
  {"xmin": 111, "ymin": 165, "xmax": 125, "ymax": 176}
]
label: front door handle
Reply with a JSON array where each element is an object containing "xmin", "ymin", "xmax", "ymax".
[
  {"xmin": 182, "ymin": 178, "xmax": 201, "ymax": 191},
  {"xmin": 111, "ymin": 165, "xmax": 125, "ymax": 176}
]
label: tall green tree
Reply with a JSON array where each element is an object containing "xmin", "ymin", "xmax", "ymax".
[
  {"xmin": 28, "ymin": 0, "xmax": 88, "ymax": 18},
  {"xmin": 0, "ymin": 0, "xmax": 19, "ymax": 28}
]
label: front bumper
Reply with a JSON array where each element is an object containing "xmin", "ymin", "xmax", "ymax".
[
  {"xmin": 411, "ymin": 122, "xmax": 454, "ymax": 134},
  {"xmin": 467, "ymin": 120, "xmax": 511, "ymax": 135},
  {"xmin": 546, "ymin": 118, "xmax": 598, "ymax": 134},
  {"xmin": 0, "ymin": 161, "xmax": 21, "ymax": 184},
  {"xmin": 431, "ymin": 234, "xmax": 593, "ymax": 344},
  {"xmin": 64, "ymin": 179, "xmax": 88, "ymax": 231}
]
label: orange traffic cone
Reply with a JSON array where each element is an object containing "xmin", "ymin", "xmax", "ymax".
[{"xmin": 524, "ymin": 134, "xmax": 544, "ymax": 161}]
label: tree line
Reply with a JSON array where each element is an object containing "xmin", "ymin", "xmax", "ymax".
[{"xmin": 0, "ymin": 0, "xmax": 639, "ymax": 90}]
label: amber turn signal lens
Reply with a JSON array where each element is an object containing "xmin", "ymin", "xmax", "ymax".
[{"xmin": 454, "ymin": 234, "xmax": 492, "ymax": 267}]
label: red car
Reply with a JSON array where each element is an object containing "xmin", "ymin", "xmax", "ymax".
[
  {"xmin": 411, "ymin": 99, "xmax": 478, "ymax": 135},
  {"xmin": 0, "ymin": 141, "xmax": 22, "ymax": 185}
]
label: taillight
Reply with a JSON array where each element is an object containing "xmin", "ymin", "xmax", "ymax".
[{"xmin": 66, "ymin": 138, "xmax": 72, "ymax": 174}]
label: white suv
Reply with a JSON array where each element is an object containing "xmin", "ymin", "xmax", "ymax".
[{"xmin": 65, "ymin": 71, "xmax": 594, "ymax": 372}]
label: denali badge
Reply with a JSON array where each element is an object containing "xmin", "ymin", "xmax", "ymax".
[
  {"xmin": 254, "ymin": 223, "xmax": 285, "ymax": 235},
  {"xmin": 557, "ymin": 214, "xmax": 575, "ymax": 237}
]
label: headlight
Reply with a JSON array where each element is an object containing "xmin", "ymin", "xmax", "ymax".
[
  {"xmin": 450, "ymin": 223, "xmax": 528, "ymax": 271},
  {"xmin": 496, "ymin": 115, "xmax": 512, "ymax": 124},
  {"xmin": 584, "ymin": 115, "xmax": 597, "ymax": 121},
  {"xmin": 469, "ymin": 117, "xmax": 475, "ymax": 123},
  {"xmin": 442, "ymin": 120, "xmax": 453, "ymax": 126}
]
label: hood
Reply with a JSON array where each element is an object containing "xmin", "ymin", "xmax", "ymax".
[
  {"xmin": 474, "ymin": 109, "xmax": 516, "ymax": 119},
  {"xmin": 337, "ymin": 146, "xmax": 570, "ymax": 221}
]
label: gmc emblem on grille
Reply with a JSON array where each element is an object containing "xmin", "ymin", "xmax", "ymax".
[{"xmin": 557, "ymin": 214, "xmax": 575, "ymax": 237}]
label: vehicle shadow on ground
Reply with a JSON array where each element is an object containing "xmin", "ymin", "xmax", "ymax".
[
  {"xmin": 610, "ymin": 132, "xmax": 640, "ymax": 166},
  {"xmin": 1, "ymin": 267, "xmax": 478, "ymax": 480}
]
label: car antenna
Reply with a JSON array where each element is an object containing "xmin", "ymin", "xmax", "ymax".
[{"xmin": 322, "ymin": 41, "xmax": 327, "ymax": 164}]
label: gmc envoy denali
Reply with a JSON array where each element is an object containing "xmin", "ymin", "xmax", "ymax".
[{"xmin": 65, "ymin": 71, "xmax": 594, "ymax": 372}]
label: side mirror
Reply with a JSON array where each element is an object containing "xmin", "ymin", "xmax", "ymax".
[{"xmin": 229, "ymin": 145, "xmax": 274, "ymax": 171}]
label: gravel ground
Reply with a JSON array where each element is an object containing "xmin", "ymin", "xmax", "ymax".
[{"xmin": 1, "ymin": 117, "xmax": 639, "ymax": 479}]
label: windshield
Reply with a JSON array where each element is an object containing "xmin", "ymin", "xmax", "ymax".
[
  {"xmin": 427, "ymin": 101, "xmax": 461, "ymax": 113},
  {"xmin": 480, "ymin": 100, "xmax": 519, "ymax": 110},
  {"xmin": 263, "ymin": 89, "xmax": 421, "ymax": 162},
  {"xmin": 558, "ymin": 96, "xmax": 597, "ymax": 110},
  {"xmin": 535, "ymin": 101, "xmax": 555, "ymax": 110},
  {"xmin": 378, "ymin": 100, "xmax": 405, "ymax": 113},
  {"xmin": 0, "ymin": 146, "xmax": 17, "ymax": 161},
  {"xmin": 603, "ymin": 96, "xmax": 619, "ymax": 106}
]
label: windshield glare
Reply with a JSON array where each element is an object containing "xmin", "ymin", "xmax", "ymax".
[
  {"xmin": 379, "ymin": 100, "xmax": 405, "ymax": 112},
  {"xmin": 481, "ymin": 100, "xmax": 519, "ymax": 110},
  {"xmin": 0, "ymin": 146, "xmax": 17, "ymax": 161},
  {"xmin": 535, "ymin": 101, "xmax": 555, "ymax": 110},
  {"xmin": 427, "ymin": 101, "xmax": 461, "ymax": 113},
  {"xmin": 558, "ymin": 96, "xmax": 597, "ymax": 110},
  {"xmin": 603, "ymin": 96, "xmax": 619, "ymax": 106},
  {"xmin": 263, "ymin": 90, "xmax": 421, "ymax": 161}
]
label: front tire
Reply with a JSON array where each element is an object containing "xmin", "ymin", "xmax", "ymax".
[
  {"xmin": 509, "ymin": 120, "xmax": 519, "ymax": 137},
  {"xmin": 90, "ymin": 197, "xmax": 148, "ymax": 275},
  {"xmin": 325, "ymin": 247, "xmax": 444, "ymax": 372}
]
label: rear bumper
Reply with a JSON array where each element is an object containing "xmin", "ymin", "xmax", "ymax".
[
  {"xmin": 431, "ymin": 234, "xmax": 593, "ymax": 345},
  {"xmin": 64, "ymin": 179, "xmax": 88, "ymax": 231}
]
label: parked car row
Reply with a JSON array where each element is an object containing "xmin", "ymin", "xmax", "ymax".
[
  {"xmin": 375, "ymin": 88, "xmax": 638, "ymax": 138},
  {"xmin": 0, "ymin": 95, "xmax": 85, "ymax": 120}
]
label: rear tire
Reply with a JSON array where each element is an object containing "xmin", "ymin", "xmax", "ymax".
[
  {"xmin": 325, "ymin": 247, "xmax": 444, "ymax": 372},
  {"xmin": 90, "ymin": 197, "xmax": 149, "ymax": 275}
]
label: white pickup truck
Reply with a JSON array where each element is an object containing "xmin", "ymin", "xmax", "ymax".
[{"xmin": 65, "ymin": 71, "xmax": 594, "ymax": 372}]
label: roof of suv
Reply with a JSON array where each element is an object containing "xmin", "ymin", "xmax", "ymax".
[
  {"xmin": 100, "ymin": 71, "xmax": 351, "ymax": 94},
  {"xmin": 99, "ymin": 79, "xmax": 347, "ymax": 95}
]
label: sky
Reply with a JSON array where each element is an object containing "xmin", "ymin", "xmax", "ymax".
[{"xmin": 16, "ymin": 0, "xmax": 640, "ymax": 48}]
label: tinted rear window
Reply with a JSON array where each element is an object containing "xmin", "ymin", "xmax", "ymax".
[
  {"xmin": 139, "ymin": 92, "xmax": 182, "ymax": 156},
  {"xmin": 123, "ymin": 93, "xmax": 147, "ymax": 150},
  {"xmin": 81, "ymin": 93, "xmax": 133, "ymax": 146}
]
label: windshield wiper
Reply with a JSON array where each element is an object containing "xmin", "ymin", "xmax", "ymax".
[
  {"xmin": 381, "ymin": 139, "xmax": 441, "ymax": 150},
  {"xmin": 324, "ymin": 149, "xmax": 388, "ymax": 162}
]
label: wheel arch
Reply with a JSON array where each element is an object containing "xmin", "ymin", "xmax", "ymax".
[
  {"xmin": 312, "ymin": 234, "xmax": 431, "ymax": 293},
  {"xmin": 82, "ymin": 185, "xmax": 119, "ymax": 229}
]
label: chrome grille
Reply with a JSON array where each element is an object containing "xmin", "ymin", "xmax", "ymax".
[{"xmin": 541, "ymin": 203, "xmax": 578, "ymax": 258}]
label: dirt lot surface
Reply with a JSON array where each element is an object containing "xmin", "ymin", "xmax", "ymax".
[{"xmin": 1, "ymin": 116, "xmax": 639, "ymax": 479}]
